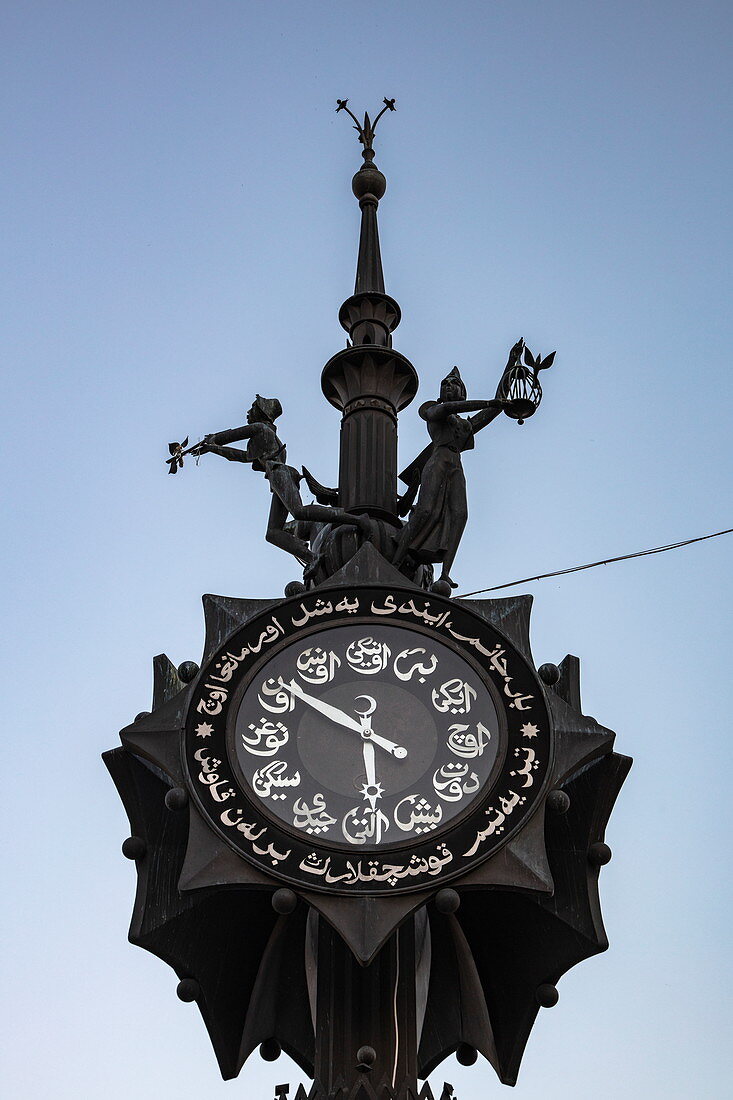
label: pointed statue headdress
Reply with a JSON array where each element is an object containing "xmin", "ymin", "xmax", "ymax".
[
  {"xmin": 440, "ymin": 366, "xmax": 467, "ymax": 400},
  {"xmin": 252, "ymin": 395, "xmax": 283, "ymax": 424}
]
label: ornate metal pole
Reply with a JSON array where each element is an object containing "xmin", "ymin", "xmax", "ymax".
[
  {"xmin": 306, "ymin": 110, "xmax": 426, "ymax": 1100},
  {"xmin": 321, "ymin": 100, "xmax": 418, "ymax": 520},
  {"xmin": 311, "ymin": 916, "xmax": 423, "ymax": 1096}
]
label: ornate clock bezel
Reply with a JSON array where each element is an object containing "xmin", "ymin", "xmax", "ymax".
[{"xmin": 183, "ymin": 584, "xmax": 553, "ymax": 895}]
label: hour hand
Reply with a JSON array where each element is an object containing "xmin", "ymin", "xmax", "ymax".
[{"xmin": 361, "ymin": 739, "xmax": 380, "ymax": 811}]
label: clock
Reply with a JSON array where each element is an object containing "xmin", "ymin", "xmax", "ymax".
[
  {"xmin": 184, "ymin": 586, "xmax": 552, "ymax": 894},
  {"xmin": 232, "ymin": 621, "xmax": 503, "ymax": 847}
]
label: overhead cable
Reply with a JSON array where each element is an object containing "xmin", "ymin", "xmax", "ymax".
[{"xmin": 455, "ymin": 526, "xmax": 733, "ymax": 599}]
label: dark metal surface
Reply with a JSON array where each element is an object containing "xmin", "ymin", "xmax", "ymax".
[
  {"xmin": 394, "ymin": 369, "xmax": 510, "ymax": 591},
  {"xmin": 322, "ymin": 101, "xmax": 417, "ymax": 529},
  {"xmin": 273, "ymin": 1080, "xmax": 455, "ymax": 1100},
  {"xmin": 105, "ymin": 106, "xmax": 629, "ymax": 1097},
  {"xmin": 176, "ymin": 584, "xmax": 553, "ymax": 895},
  {"xmin": 312, "ymin": 915, "xmax": 419, "ymax": 1092},
  {"xmin": 106, "ymin": 557, "xmax": 628, "ymax": 1089}
]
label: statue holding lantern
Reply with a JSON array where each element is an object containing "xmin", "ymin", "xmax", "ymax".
[{"xmin": 393, "ymin": 340, "xmax": 554, "ymax": 593}]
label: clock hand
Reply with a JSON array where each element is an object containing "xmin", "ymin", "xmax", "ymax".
[
  {"xmin": 361, "ymin": 738, "xmax": 388, "ymax": 842},
  {"xmin": 281, "ymin": 679, "xmax": 407, "ymax": 759},
  {"xmin": 356, "ymin": 701, "xmax": 381, "ymax": 806},
  {"xmin": 283, "ymin": 678, "xmax": 363, "ymax": 732},
  {"xmin": 355, "ymin": 706, "xmax": 387, "ymax": 840},
  {"xmin": 362, "ymin": 737, "xmax": 377, "ymax": 787},
  {"xmin": 361, "ymin": 738, "xmax": 379, "ymax": 810}
]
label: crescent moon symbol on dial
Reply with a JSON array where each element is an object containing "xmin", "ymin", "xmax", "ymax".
[{"xmin": 353, "ymin": 694, "xmax": 377, "ymax": 717}]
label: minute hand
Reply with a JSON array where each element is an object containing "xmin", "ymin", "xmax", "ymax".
[{"xmin": 282, "ymin": 680, "xmax": 407, "ymax": 758}]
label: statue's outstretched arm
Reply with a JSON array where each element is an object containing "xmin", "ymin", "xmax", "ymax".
[
  {"xmin": 198, "ymin": 422, "xmax": 262, "ymax": 462},
  {"xmin": 468, "ymin": 402, "xmax": 507, "ymax": 433},
  {"xmin": 423, "ymin": 399, "xmax": 504, "ymax": 422},
  {"xmin": 206, "ymin": 424, "xmax": 256, "ymax": 445},
  {"xmin": 203, "ymin": 443, "xmax": 249, "ymax": 463}
]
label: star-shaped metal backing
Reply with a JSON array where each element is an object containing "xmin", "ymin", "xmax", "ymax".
[{"xmin": 105, "ymin": 545, "xmax": 630, "ymax": 1085}]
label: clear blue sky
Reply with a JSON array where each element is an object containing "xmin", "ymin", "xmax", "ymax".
[{"xmin": 2, "ymin": 2, "xmax": 731, "ymax": 1097}]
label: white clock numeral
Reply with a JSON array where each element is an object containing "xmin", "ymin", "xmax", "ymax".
[
  {"xmin": 342, "ymin": 805, "xmax": 390, "ymax": 845},
  {"xmin": 292, "ymin": 793, "xmax": 336, "ymax": 834},
  {"xmin": 241, "ymin": 717, "xmax": 289, "ymax": 756},
  {"xmin": 345, "ymin": 637, "xmax": 392, "ymax": 675},
  {"xmin": 393, "ymin": 647, "xmax": 438, "ymax": 683},
  {"xmin": 432, "ymin": 677, "xmax": 477, "ymax": 714},
  {"xmin": 251, "ymin": 759, "xmax": 301, "ymax": 799},
  {"xmin": 296, "ymin": 647, "xmax": 341, "ymax": 685},
  {"xmin": 258, "ymin": 678, "xmax": 296, "ymax": 714},
  {"xmin": 433, "ymin": 762, "xmax": 480, "ymax": 802},
  {"xmin": 447, "ymin": 721, "xmax": 492, "ymax": 758},
  {"xmin": 393, "ymin": 794, "xmax": 443, "ymax": 834}
]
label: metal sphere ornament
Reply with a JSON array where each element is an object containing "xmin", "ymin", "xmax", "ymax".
[
  {"xmin": 496, "ymin": 338, "xmax": 555, "ymax": 424},
  {"xmin": 435, "ymin": 888, "xmax": 461, "ymax": 913},
  {"xmin": 177, "ymin": 660, "xmax": 200, "ymax": 683},
  {"xmin": 536, "ymin": 984, "xmax": 560, "ymax": 1008},
  {"xmin": 356, "ymin": 1045, "xmax": 377, "ymax": 1071},
  {"xmin": 176, "ymin": 978, "xmax": 200, "ymax": 1003},
  {"xmin": 259, "ymin": 1038, "xmax": 282, "ymax": 1062},
  {"xmin": 164, "ymin": 786, "xmax": 188, "ymax": 811},
  {"xmin": 121, "ymin": 835, "xmax": 146, "ymax": 860},
  {"xmin": 271, "ymin": 888, "xmax": 298, "ymax": 914},
  {"xmin": 539, "ymin": 662, "xmax": 561, "ymax": 686}
]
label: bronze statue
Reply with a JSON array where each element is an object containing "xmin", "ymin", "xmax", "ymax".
[
  {"xmin": 392, "ymin": 368, "xmax": 511, "ymax": 591},
  {"xmin": 195, "ymin": 395, "xmax": 369, "ymax": 573}
]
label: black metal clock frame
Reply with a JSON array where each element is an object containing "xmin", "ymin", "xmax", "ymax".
[{"xmin": 183, "ymin": 585, "xmax": 552, "ymax": 894}]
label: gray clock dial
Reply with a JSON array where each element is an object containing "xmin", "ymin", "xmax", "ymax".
[{"xmin": 231, "ymin": 622, "xmax": 503, "ymax": 848}]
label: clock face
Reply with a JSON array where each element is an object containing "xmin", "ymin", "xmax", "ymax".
[
  {"xmin": 184, "ymin": 586, "xmax": 551, "ymax": 894},
  {"xmin": 231, "ymin": 623, "xmax": 503, "ymax": 848}
]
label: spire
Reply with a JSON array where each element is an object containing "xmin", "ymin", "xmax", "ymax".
[
  {"xmin": 355, "ymin": 192, "xmax": 384, "ymax": 294},
  {"xmin": 321, "ymin": 99, "xmax": 418, "ymax": 520},
  {"xmin": 336, "ymin": 98, "xmax": 395, "ymax": 294},
  {"xmin": 334, "ymin": 98, "xmax": 401, "ymax": 347}
]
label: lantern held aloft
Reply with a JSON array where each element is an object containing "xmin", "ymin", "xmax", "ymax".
[{"xmin": 496, "ymin": 338, "xmax": 556, "ymax": 424}]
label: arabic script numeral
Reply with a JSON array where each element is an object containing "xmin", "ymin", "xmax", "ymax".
[
  {"xmin": 251, "ymin": 759, "xmax": 301, "ymax": 800},
  {"xmin": 296, "ymin": 647, "xmax": 341, "ymax": 685},
  {"xmin": 293, "ymin": 793, "xmax": 337, "ymax": 835},
  {"xmin": 446, "ymin": 721, "xmax": 492, "ymax": 758},
  {"xmin": 342, "ymin": 805, "xmax": 390, "ymax": 845},
  {"xmin": 431, "ymin": 677, "xmax": 477, "ymax": 714},
  {"xmin": 393, "ymin": 793, "xmax": 444, "ymax": 835},
  {"xmin": 345, "ymin": 637, "xmax": 392, "ymax": 675},
  {"xmin": 433, "ymin": 762, "xmax": 481, "ymax": 803},
  {"xmin": 241, "ymin": 717, "xmax": 289, "ymax": 757},
  {"xmin": 393, "ymin": 647, "xmax": 439, "ymax": 684},
  {"xmin": 258, "ymin": 678, "xmax": 296, "ymax": 714}
]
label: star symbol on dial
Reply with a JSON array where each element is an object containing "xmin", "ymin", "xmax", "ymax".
[
  {"xmin": 521, "ymin": 722, "xmax": 539, "ymax": 738},
  {"xmin": 196, "ymin": 722, "xmax": 214, "ymax": 738},
  {"xmin": 359, "ymin": 780, "xmax": 384, "ymax": 802}
]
